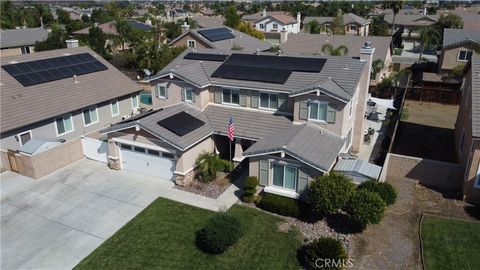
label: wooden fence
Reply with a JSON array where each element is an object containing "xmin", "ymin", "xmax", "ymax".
[{"xmin": 369, "ymin": 86, "xmax": 461, "ymax": 105}]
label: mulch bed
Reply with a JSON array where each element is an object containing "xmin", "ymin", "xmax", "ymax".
[{"xmin": 176, "ymin": 172, "xmax": 231, "ymax": 199}]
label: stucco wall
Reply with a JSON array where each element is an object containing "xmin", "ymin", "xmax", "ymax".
[
  {"xmin": 0, "ymin": 46, "xmax": 34, "ymax": 57},
  {"xmin": 0, "ymin": 94, "xmax": 138, "ymax": 151},
  {"xmin": 439, "ymin": 44, "xmax": 473, "ymax": 72},
  {"xmin": 175, "ymin": 137, "xmax": 215, "ymax": 174},
  {"xmin": 171, "ymin": 32, "xmax": 211, "ymax": 49},
  {"xmin": 151, "ymin": 79, "xmax": 203, "ymax": 110}
]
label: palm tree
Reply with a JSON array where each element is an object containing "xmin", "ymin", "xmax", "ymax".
[
  {"xmin": 418, "ymin": 26, "xmax": 440, "ymax": 62},
  {"xmin": 195, "ymin": 152, "xmax": 220, "ymax": 182},
  {"xmin": 383, "ymin": 0, "xmax": 405, "ymax": 36},
  {"xmin": 320, "ymin": 43, "xmax": 349, "ymax": 56},
  {"xmin": 307, "ymin": 20, "xmax": 321, "ymax": 34}
]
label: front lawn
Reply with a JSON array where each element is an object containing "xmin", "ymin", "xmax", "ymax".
[
  {"xmin": 421, "ymin": 215, "xmax": 480, "ymax": 270},
  {"xmin": 75, "ymin": 198, "xmax": 302, "ymax": 270}
]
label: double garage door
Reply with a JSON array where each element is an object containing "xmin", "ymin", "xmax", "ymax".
[{"xmin": 120, "ymin": 144, "xmax": 175, "ymax": 180}]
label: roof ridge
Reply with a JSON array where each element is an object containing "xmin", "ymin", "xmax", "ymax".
[{"xmin": 282, "ymin": 123, "xmax": 306, "ymax": 150}]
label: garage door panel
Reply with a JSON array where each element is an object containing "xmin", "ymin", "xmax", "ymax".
[{"xmin": 121, "ymin": 147, "xmax": 175, "ymax": 181}]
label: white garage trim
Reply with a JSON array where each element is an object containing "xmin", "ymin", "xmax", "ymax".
[
  {"xmin": 119, "ymin": 143, "xmax": 176, "ymax": 180},
  {"xmin": 112, "ymin": 137, "xmax": 176, "ymax": 154}
]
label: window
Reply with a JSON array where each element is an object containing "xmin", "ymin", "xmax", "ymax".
[
  {"xmin": 475, "ymin": 163, "xmax": 480, "ymax": 188},
  {"xmin": 156, "ymin": 84, "xmax": 166, "ymax": 98},
  {"xmin": 131, "ymin": 94, "xmax": 139, "ymax": 109},
  {"xmin": 184, "ymin": 88, "xmax": 193, "ymax": 102},
  {"xmin": 55, "ymin": 114, "xmax": 74, "ymax": 136},
  {"xmin": 83, "ymin": 107, "xmax": 99, "ymax": 126},
  {"xmin": 309, "ymin": 101, "xmax": 328, "ymax": 121},
  {"xmin": 222, "ymin": 88, "xmax": 240, "ymax": 104},
  {"xmin": 21, "ymin": 46, "xmax": 31, "ymax": 54},
  {"xmin": 134, "ymin": 146, "xmax": 145, "ymax": 153},
  {"xmin": 273, "ymin": 24, "xmax": 278, "ymax": 30},
  {"xmin": 187, "ymin": 40, "xmax": 196, "ymax": 48},
  {"xmin": 162, "ymin": 152, "xmax": 175, "ymax": 159},
  {"xmin": 18, "ymin": 131, "xmax": 32, "ymax": 146},
  {"xmin": 458, "ymin": 50, "xmax": 473, "ymax": 62},
  {"xmin": 349, "ymin": 24, "xmax": 357, "ymax": 31},
  {"xmin": 147, "ymin": 149, "xmax": 160, "ymax": 156},
  {"xmin": 121, "ymin": 144, "xmax": 132, "ymax": 150},
  {"xmin": 111, "ymin": 100, "xmax": 119, "ymax": 116},
  {"xmin": 260, "ymin": 92, "xmax": 278, "ymax": 109},
  {"xmin": 272, "ymin": 164, "xmax": 297, "ymax": 190},
  {"xmin": 259, "ymin": 23, "xmax": 264, "ymax": 29}
]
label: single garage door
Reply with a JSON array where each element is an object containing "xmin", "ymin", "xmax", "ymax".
[{"xmin": 120, "ymin": 144, "xmax": 175, "ymax": 180}]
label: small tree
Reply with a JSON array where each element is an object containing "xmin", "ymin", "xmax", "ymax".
[
  {"xmin": 320, "ymin": 43, "xmax": 349, "ymax": 56},
  {"xmin": 418, "ymin": 26, "xmax": 440, "ymax": 62},
  {"xmin": 308, "ymin": 173, "xmax": 356, "ymax": 214},
  {"xmin": 346, "ymin": 190, "xmax": 386, "ymax": 228},
  {"xmin": 196, "ymin": 213, "xmax": 243, "ymax": 254},
  {"xmin": 332, "ymin": 9, "xmax": 345, "ymax": 35},
  {"xmin": 301, "ymin": 237, "xmax": 348, "ymax": 270},
  {"xmin": 358, "ymin": 180, "xmax": 397, "ymax": 206},
  {"xmin": 236, "ymin": 21, "xmax": 264, "ymax": 39},
  {"xmin": 224, "ymin": 5, "xmax": 240, "ymax": 28},
  {"xmin": 242, "ymin": 176, "xmax": 259, "ymax": 203},
  {"xmin": 307, "ymin": 20, "xmax": 321, "ymax": 34},
  {"xmin": 195, "ymin": 152, "xmax": 221, "ymax": 182}
]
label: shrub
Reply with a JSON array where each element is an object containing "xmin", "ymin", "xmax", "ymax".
[
  {"xmin": 242, "ymin": 194, "xmax": 255, "ymax": 203},
  {"xmin": 358, "ymin": 180, "xmax": 397, "ymax": 205},
  {"xmin": 302, "ymin": 237, "xmax": 348, "ymax": 270},
  {"xmin": 242, "ymin": 176, "xmax": 259, "ymax": 203},
  {"xmin": 308, "ymin": 173, "xmax": 356, "ymax": 215},
  {"xmin": 195, "ymin": 152, "xmax": 221, "ymax": 182},
  {"xmin": 346, "ymin": 190, "xmax": 386, "ymax": 228},
  {"xmin": 196, "ymin": 213, "xmax": 243, "ymax": 254},
  {"xmin": 257, "ymin": 193, "xmax": 308, "ymax": 218},
  {"xmin": 217, "ymin": 159, "xmax": 234, "ymax": 173}
]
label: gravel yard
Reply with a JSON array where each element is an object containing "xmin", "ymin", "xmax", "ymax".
[{"xmin": 176, "ymin": 173, "xmax": 231, "ymax": 199}]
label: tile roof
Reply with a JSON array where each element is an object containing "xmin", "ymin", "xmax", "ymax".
[
  {"xmin": 191, "ymin": 16, "xmax": 225, "ymax": 28},
  {"xmin": 243, "ymin": 123, "xmax": 345, "ymax": 172},
  {"xmin": 443, "ymin": 29, "xmax": 480, "ymax": 48},
  {"xmin": 242, "ymin": 11, "xmax": 294, "ymax": 22},
  {"xmin": 186, "ymin": 27, "xmax": 271, "ymax": 52},
  {"xmin": 267, "ymin": 13, "xmax": 297, "ymax": 25},
  {"xmin": 0, "ymin": 47, "xmax": 141, "ymax": 133},
  {"xmin": 303, "ymin": 13, "xmax": 370, "ymax": 26},
  {"xmin": 383, "ymin": 14, "xmax": 438, "ymax": 26},
  {"xmin": 154, "ymin": 48, "xmax": 365, "ymax": 102},
  {"xmin": 73, "ymin": 20, "xmax": 152, "ymax": 35},
  {"xmin": 204, "ymin": 104, "xmax": 293, "ymax": 140},
  {"xmin": 471, "ymin": 53, "xmax": 480, "ymax": 138},
  {"xmin": 0, "ymin": 27, "xmax": 48, "ymax": 48},
  {"xmin": 280, "ymin": 34, "xmax": 391, "ymax": 63}
]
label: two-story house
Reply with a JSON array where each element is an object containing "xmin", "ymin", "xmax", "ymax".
[
  {"xmin": 100, "ymin": 44, "xmax": 375, "ymax": 199},
  {"xmin": 438, "ymin": 29, "xmax": 480, "ymax": 75},
  {"xmin": 0, "ymin": 27, "xmax": 48, "ymax": 57},
  {"xmin": 454, "ymin": 52, "xmax": 480, "ymax": 205},
  {"xmin": 303, "ymin": 13, "xmax": 370, "ymax": 36},
  {"xmin": 242, "ymin": 9, "xmax": 301, "ymax": 34}
]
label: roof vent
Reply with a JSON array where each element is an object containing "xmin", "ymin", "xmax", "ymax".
[
  {"xmin": 364, "ymin": 42, "xmax": 372, "ymax": 48},
  {"xmin": 343, "ymin": 65, "xmax": 349, "ymax": 70},
  {"xmin": 256, "ymin": 48, "xmax": 260, "ymax": 55},
  {"xmin": 73, "ymin": 75, "xmax": 79, "ymax": 84}
]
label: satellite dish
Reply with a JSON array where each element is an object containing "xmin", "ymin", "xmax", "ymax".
[{"xmin": 143, "ymin": 69, "xmax": 152, "ymax": 77}]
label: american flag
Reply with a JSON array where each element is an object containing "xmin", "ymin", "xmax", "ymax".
[{"xmin": 227, "ymin": 115, "xmax": 235, "ymax": 141}]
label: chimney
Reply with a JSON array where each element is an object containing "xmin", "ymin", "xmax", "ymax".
[
  {"xmin": 66, "ymin": 39, "xmax": 79, "ymax": 48},
  {"xmin": 280, "ymin": 27, "xmax": 288, "ymax": 44},
  {"xmin": 181, "ymin": 21, "xmax": 190, "ymax": 33},
  {"xmin": 296, "ymin": 12, "xmax": 301, "ymax": 33},
  {"xmin": 360, "ymin": 42, "xmax": 375, "ymax": 81},
  {"xmin": 145, "ymin": 18, "xmax": 152, "ymax": 26},
  {"xmin": 262, "ymin": 8, "xmax": 267, "ymax": 17},
  {"xmin": 424, "ymin": 7, "xmax": 427, "ymax": 15}
]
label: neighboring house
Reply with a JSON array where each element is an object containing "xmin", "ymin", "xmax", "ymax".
[
  {"xmin": 454, "ymin": 53, "xmax": 480, "ymax": 204},
  {"xmin": 438, "ymin": 29, "xmax": 480, "ymax": 74},
  {"xmin": 196, "ymin": 7, "xmax": 215, "ymax": 17},
  {"xmin": 279, "ymin": 34, "xmax": 392, "ymax": 84},
  {"xmin": 0, "ymin": 46, "xmax": 141, "ymax": 153},
  {"xmin": 303, "ymin": 13, "xmax": 370, "ymax": 36},
  {"xmin": 68, "ymin": 9, "xmax": 93, "ymax": 21},
  {"xmin": 100, "ymin": 45, "xmax": 375, "ymax": 199},
  {"xmin": 73, "ymin": 20, "xmax": 154, "ymax": 52},
  {"xmin": 242, "ymin": 9, "xmax": 301, "ymax": 34},
  {"xmin": 383, "ymin": 14, "xmax": 438, "ymax": 40},
  {"xmin": 0, "ymin": 27, "xmax": 48, "ymax": 57},
  {"xmin": 191, "ymin": 16, "xmax": 225, "ymax": 28},
  {"xmin": 169, "ymin": 26, "xmax": 271, "ymax": 52}
]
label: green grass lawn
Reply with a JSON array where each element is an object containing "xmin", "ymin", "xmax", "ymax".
[
  {"xmin": 75, "ymin": 198, "xmax": 302, "ymax": 270},
  {"xmin": 421, "ymin": 215, "xmax": 480, "ymax": 270}
]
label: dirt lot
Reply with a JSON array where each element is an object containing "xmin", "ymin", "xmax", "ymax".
[
  {"xmin": 350, "ymin": 177, "xmax": 479, "ymax": 270},
  {"xmin": 392, "ymin": 101, "xmax": 459, "ymax": 162}
]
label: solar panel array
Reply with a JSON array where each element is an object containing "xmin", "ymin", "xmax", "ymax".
[
  {"xmin": 197, "ymin": 27, "xmax": 235, "ymax": 42},
  {"xmin": 2, "ymin": 53, "xmax": 108, "ymax": 87},
  {"xmin": 184, "ymin": 53, "xmax": 228, "ymax": 62},
  {"xmin": 211, "ymin": 53, "xmax": 327, "ymax": 84},
  {"xmin": 158, "ymin": 112, "xmax": 205, "ymax": 137}
]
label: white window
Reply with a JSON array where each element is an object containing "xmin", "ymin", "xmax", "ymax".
[
  {"xmin": 187, "ymin": 40, "xmax": 196, "ymax": 48},
  {"xmin": 131, "ymin": 94, "xmax": 139, "ymax": 109},
  {"xmin": 272, "ymin": 23, "xmax": 278, "ymax": 30},
  {"xmin": 259, "ymin": 23, "xmax": 264, "ymax": 29},
  {"xmin": 21, "ymin": 46, "xmax": 31, "ymax": 54},
  {"xmin": 475, "ymin": 163, "xmax": 480, "ymax": 188},
  {"xmin": 18, "ymin": 130, "xmax": 32, "ymax": 146},
  {"xmin": 260, "ymin": 92, "xmax": 278, "ymax": 109},
  {"xmin": 55, "ymin": 114, "xmax": 74, "ymax": 136},
  {"xmin": 458, "ymin": 50, "xmax": 473, "ymax": 62},
  {"xmin": 156, "ymin": 84, "xmax": 166, "ymax": 98},
  {"xmin": 222, "ymin": 88, "xmax": 240, "ymax": 104},
  {"xmin": 272, "ymin": 164, "xmax": 297, "ymax": 190},
  {"xmin": 349, "ymin": 24, "xmax": 357, "ymax": 31},
  {"xmin": 111, "ymin": 100, "xmax": 119, "ymax": 116},
  {"xmin": 83, "ymin": 106, "xmax": 99, "ymax": 126},
  {"xmin": 184, "ymin": 88, "xmax": 193, "ymax": 102},
  {"xmin": 309, "ymin": 101, "xmax": 328, "ymax": 121}
]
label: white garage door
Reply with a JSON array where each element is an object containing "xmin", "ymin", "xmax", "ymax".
[
  {"xmin": 120, "ymin": 144, "xmax": 175, "ymax": 180},
  {"xmin": 82, "ymin": 137, "xmax": 108, "ymax": 163}
]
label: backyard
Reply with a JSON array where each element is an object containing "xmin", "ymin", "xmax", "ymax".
[
  {"xmin": 421, "ymin": 215, "xmax": 480, "ymax": 270},
  {"xmin": 392, "ymin": 101, "xmax": 459, "ymax": 162},
  {"xmin": 74, "ymin": 198, "xmax": 302, "ymax": 270}
]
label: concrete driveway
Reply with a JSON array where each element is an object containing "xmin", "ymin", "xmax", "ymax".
[{"xmin": 1, "ymin": 159, "xmax": 174, "ymax": 270}]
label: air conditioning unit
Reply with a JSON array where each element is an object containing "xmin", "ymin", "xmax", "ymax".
[
  {"xmin": 122, "ymin": 115, "xmax": 131, "ymax": 120},
  {"xmin": 132, "ymin": 108, "xmax": 140, "ymax": 116}
]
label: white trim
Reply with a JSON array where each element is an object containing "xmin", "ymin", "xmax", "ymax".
[
  {"xmin": 244, "ymin": 150, "xmax": 328, "ymax": 173},
  {"xmin": 183, "ymin": 87, "xmax": 194, "ymax": 102},
  {"xmin": 82, "ymin": 106, "xmax": 99, "ymax": 127},
  {"xmin": 221, "ymin": 88, "xmax": 240, "ymax": 105},
  {"xmin": 289, "ymin": 90, "xmax": 350, "ymax": 104},
  {"xmin": 17, "ymin": 130, "xmax": 32, "ymax": 146},
  {"xmin": 54, "ymin": 114, "xmax": 75, "ymax": 137},
  {"xmin": 113, "ymin": 137, "xmax": 176, "ymax": 154},
  {"xmin": 131, "ymin": 94, "xmax": 139, "ymax": 109},
  {"xmin": 156, "ymin": 83, "xmax": 167, "ymax": 99},
  {"xmin": 264, "ymin": 186, "xmax": 300, "ymax": 199},
  {"xmin": 110, "ymin": 99, "xmax": 120, "ymax": 117},
  {"xmin": 308, "ymin": 100, "xmax": 328, "ymax": 122},
  {"xmin": 187, "ymin": 39, "xmax": 196, "ymax": 48},
  {"xmin": 271, "ymin": 163, "xmax": 298, "ymax": 191},
  {"xmin": 259, "ymin": 92, "xmax": 279, "ymax": 110},
  {"xmin": 457, "ymin": 50, "xmax": 472, "ymax": 62}
]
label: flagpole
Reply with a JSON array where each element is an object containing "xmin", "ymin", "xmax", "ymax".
[{"xmin": 229, "ymin": 138, "xmax": 232, "ymax": 172}]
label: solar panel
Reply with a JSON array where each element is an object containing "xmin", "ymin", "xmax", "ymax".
[
  {"xmin": 184, "ymin": 53, "xmax": 228, "ymax": 62},
  {"xmin": 158, "ymin": 112, "xmax": 205, "ymax": 137},
  {"xmin": 224, "ymin": 54, "xmax": 327, "ymax": 73},
  {"xmin": 212, "ymin": 65, "xmax": 291, "ymax": 84},
  {"xmin": 1, "ymin": 53, "xmax": 108, "ymax": 87},
  {"xmin": 198, "ymin": 27, "xmax": 235, "ymax": 42}
]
